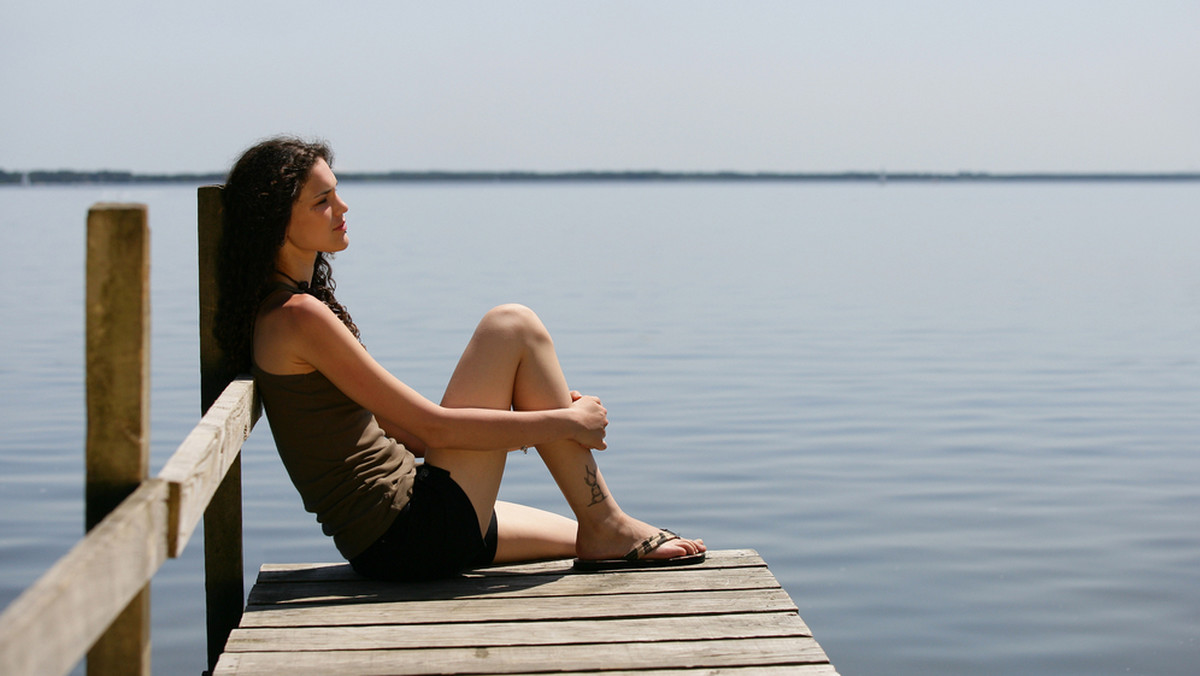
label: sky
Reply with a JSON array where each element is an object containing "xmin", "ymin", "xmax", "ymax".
[{"xmin": 3, "ymin": 1, "xmax": 1198, "ymax": 174}]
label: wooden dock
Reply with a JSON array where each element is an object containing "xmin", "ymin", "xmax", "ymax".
[{"xmin": 214, "ymin": 548, "xmax": 836, "ymax": 675}]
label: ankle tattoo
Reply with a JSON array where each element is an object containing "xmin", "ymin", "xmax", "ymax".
[{"xmin": 584, "ymin": 465, "xmax": 608, "ymax": 506}]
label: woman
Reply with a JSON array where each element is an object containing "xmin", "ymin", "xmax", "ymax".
[{"xmin": 216, "ymin": 136, "xmax": 704, "ymax": 580}]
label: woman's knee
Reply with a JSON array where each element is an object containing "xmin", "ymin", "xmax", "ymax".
[{"xmin": 479, "ymin": 304, "xmax": 551, "ymax": 345}]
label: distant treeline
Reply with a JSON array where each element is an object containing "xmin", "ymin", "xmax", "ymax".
[
  {"xmin": 0, "ymin": 169, "xmax": 226, "ymax": 185},
  {"xmin": 3, "ymin": 168, "xmax": 1199, "ymax": 185}
]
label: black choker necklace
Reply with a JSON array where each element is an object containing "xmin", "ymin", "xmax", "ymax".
[{"xmin": 275, "ymin": 269, "xmax": 311, "ymax": 292}]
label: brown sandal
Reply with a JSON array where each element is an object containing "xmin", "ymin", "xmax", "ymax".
[{"xmin": 573, "ymin": 530, "xmax": 706, "ymax": 572}]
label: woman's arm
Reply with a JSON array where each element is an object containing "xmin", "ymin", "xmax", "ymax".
[
  {"xmin": 257, "ymin": 294, "xmax": 606, "ymax": 452},
  {"xmin": 375, "ymin": 389, "xmax": 593, "ymax": 458},
  {"xmin": 373, "ymin": 414, "xmax": 430, "ymax": 457}
]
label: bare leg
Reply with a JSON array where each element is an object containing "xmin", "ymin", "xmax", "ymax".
[
  {"xmin": 492, "ymin": 501, "xmax": 576, "ymax": 562},
  {"xmin": 422, "ymin": 304, "xmax": 704, "ymax": 563}
]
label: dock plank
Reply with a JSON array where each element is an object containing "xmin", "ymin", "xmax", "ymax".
[
  {"xmin": 514, "ymin": 667, "xmax": 842, "ymax": 676},
  {"xmin": 254, "ymin": 547, "xmax": 766, "ymax": 582},
  {"xmin": 215, "ymin": 549, "xmax": 838, "ymax": 675},
  {"xmin": 246, "ymin": 550, "xmax": 777, "ymax": 606},
  {"xmin": 246, "ymin": 566, "xmax": 783, "ymax": 606},
  {"xmin": 225, "ymin": 611, "xmax": 810, "ymax": 651},
  {"xmin": 239, "ymin": 588, "xmax": 801, "ymax": 628},
  {"xmin": 216, "ymin": 637, "xmax": 829, "ymax": 675}
]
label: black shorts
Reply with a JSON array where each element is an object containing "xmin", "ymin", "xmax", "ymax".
[{"xmin": 349, "ymin": 463, "xmax": 498, "ymax": 581}]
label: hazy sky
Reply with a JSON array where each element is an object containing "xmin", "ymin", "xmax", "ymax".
[{"xmin": 4, "ymin": 1, "xmax": 1198, "ymax": 174}]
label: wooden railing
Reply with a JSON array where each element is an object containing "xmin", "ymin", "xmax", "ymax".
[{"xmin": 0, "ymin": 187, "xmax": 254, "ymax": 676}]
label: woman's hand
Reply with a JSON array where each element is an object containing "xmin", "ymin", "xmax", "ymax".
[{"xmin": 569, "ymin": 391, "xmax": 608, "ymax": 450}]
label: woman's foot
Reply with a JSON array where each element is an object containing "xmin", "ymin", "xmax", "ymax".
[{"xmin": 575, "ymin": 512, "xmax": 705, "ymax": 563}]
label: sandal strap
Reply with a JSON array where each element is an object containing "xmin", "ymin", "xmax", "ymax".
[{"xmin": 624, "ymin": 529, "xmax": 680, "ymax": 561}]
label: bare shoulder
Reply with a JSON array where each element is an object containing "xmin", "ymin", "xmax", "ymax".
[
  {"xmin": 259, "ymin": 291, "xmax": 338, "ymax": 330},
  {"xmin": 254, "ymin": 291, "xmax": 347, "ymax": 374}
]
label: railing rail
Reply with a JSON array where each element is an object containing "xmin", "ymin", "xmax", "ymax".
[
  {"xmin": 159, "ymin": 378, "xmax": 258, "ymax": 559},
  {"xmin": 0, "ymin": 190, "xmax": 255, "ymax": 676},
  {"xmin": 0, "ymin": 479, "xmax": 169, "ymax": 676}
]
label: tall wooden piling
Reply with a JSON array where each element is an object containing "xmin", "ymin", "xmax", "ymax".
[
  {"xmin": 198, "ymin": 185, "xmax": 245, "ymax": 671},
  {"xmin": 85, "ymin": 204, "xmax": 152, "ymax": 676}
]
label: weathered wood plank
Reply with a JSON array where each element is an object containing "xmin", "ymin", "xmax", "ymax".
[
  {"xmin": 226, "ymin": 612, "xmax": 810, "ymax": 652},
  {"xmin": 0, "ymin": 480, "xmax": 169, "ymax": 676},
  {"xmin": 159, "ymin": 377, "xmax": 259, "ymax": 557},
  {"xmin": 214, "ymin": 636, "xmax": 829, "ymax": 676},
  {"xmin": 247, "ymin": 566, "xmax": 783, "ymax": 607},
  {"xmin": 508, "ymin": 667, "xmax": 841, "ymax": 676},
  {"xmin": 254, "ymin": 548, "xmax": 764, "ymax": 583},
  {"xmin": 240, "ymin": 587, "xmax": 800, "ymax": 628}
]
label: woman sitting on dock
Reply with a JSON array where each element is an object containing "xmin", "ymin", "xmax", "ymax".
[{"xmin": 215, "ymin": 136, "xmax": 704, "ymax": 581}]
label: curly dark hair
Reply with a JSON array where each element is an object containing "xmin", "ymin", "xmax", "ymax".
[{"xmin": 215, "ymin": 136, "xmax": 361, "ymax": 374}]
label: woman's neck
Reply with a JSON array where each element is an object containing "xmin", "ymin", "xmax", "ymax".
[{"xmin": 274, "ymin": 252, "xmax": 316, "ymax": 289}]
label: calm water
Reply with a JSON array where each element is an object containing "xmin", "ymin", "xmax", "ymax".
[{"xmin": 1, "ymin": 181, "xmax": 1197, "ymax": 675}]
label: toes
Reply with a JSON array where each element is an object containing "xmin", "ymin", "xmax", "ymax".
[{"xmin": 649, "ymin": 534, "xmax": 704, "ymax": 559}]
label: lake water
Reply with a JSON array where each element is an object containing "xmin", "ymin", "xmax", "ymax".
[{"xmin": 1, "ymin": 181, "xmax": 1197, "ymax": 675}]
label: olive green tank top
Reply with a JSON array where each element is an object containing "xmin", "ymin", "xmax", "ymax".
[{"xmin": 251, "ymin": 364, "xmax": 417, "ymax": 559}]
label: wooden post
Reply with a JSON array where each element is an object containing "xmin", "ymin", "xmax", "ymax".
[
  {"xmin": 198, "ymin": 185, "xmax": 245, "ymax": 671},
  {"xmin": 85, "ymin": 204, "xmax": 151, "ymax": 676}
]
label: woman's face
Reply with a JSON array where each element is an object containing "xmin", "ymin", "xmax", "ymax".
[{"xmin": 284, "ymin": 158, "xmax": 349, "ymax": 254}]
